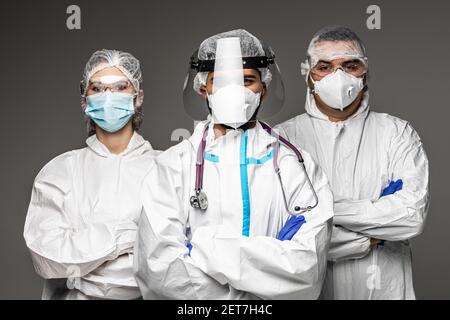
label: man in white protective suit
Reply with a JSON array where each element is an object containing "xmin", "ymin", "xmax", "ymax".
[
  {"xmin": 134, "ymin": 29, "xmax": 334, "ymax": 300},
  {"xmin": 276, "ymin": 25, "xmax": 430, "ymax": 300}
]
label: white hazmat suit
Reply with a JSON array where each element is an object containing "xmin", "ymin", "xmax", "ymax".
[
  {"xmin": 134, "ymin": 121, "xmax": 334, "ymax": 299},
  {"xmin": 277, "ymin": 85, "xmax": 429, "ymax": 300},
  {"xmin": 277, "ymin": 25, "xmax": 429, "ymax": 300},
  {"xmin": 24, "ymin": 133, "xmax": 157, "ymax": 299}
]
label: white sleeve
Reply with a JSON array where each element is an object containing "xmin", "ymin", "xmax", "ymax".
[
  {"xmin": 327, "ymin": 226, "xmax": 371, "ymax": 262},
  {"xmin": 76, "ymin": 253, "xmax": 141, "ymax": 300},
  {"xmin": 276, "ymin": 124, "xmax": 371, "ymax": 262},
  {"xmin": 333, "ymin": 123, "xmax": 429, "ymax": 241},
  {"xmin": 23, "ymin": 153, "xmax": 137, "ymax": 279},
  {"xmin": 134, "ymin": 157, "xmax": 246, "ymax": 300},
  {"xmin": 189, "ymin": 151, "xmax": 334, "ymax": 299}
]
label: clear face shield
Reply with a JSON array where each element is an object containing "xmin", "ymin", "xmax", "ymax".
[{"xmin": 183, "ymin": 37, "xmax": 284, "ymax": 128}]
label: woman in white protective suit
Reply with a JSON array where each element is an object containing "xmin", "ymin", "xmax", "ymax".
[
  {"xmin": 134, "ymin": 29, "xmax": 334, "ymax": 300},
  {"xmin": 23, "ymin": 49, "xmax": 158, "ymax": 299},
  {"xmin": 276, "ymin": 26, "xmax": 430, "ymax": 300}
]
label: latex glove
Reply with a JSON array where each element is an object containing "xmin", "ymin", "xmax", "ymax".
[
  {"xmin": 381, "ymin": 179, "xmax": 403, "ymax": 197},
  {"xmin": 186, "ymin": 242, "xmax": 192, "ymax": 256},
  {"xmin": 277, "ymin": 215, "xmax": 306, "ymax": 241}
]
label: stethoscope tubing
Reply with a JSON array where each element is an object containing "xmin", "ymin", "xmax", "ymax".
[{"xmin": 191, "ymin": 121, "xmax": 319, "ymax": 215}]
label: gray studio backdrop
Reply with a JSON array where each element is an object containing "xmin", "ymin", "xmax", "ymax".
[{"xmin": 3, "ymin": 0, "xmax": 449, "ymax": 299}]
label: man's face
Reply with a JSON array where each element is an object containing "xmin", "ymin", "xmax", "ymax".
[
  {"xmin": 308, "ymin": 57, "xmax": 367, "ymax": 111},
  {"xmin": 307, "ymin": 41, "xmax": 368, "ymax": 121},
  {"xmin": 200, "ymin": 68, "xmax": 266, "ymax": 98}
]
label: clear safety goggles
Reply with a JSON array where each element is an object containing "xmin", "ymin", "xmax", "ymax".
[
  {"xmin": 310, "ymin": 58, "xmax": 367, "ymax": 78},
  {"xmin": 86, "ymin": 75, "xmax": 135, "ymax": 96}
]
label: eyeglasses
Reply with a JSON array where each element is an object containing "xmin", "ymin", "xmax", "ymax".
[{"xmin": 311, "ymin": 59, "xmax": 367, "ymax": 78}]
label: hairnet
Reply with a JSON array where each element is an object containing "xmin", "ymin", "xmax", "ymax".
[
  {"xmin": 80, "ymin": 49, "xmax": 143, "ymax": 95},
  {"xmin": 193, "ymin": 29, "xmax": 272, "ymax": 94},
  {"xmin": 301, "ymin": 25, "xmax": 368, "ymax": 77}
]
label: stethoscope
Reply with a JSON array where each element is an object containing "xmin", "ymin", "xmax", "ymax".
[{"xmin": 189, "ymin": 121, "xmax": 319, "ymax": 216}]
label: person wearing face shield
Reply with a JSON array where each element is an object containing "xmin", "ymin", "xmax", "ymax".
[
  {"xmin": 134, "ymin": 29, "xmax": 334, "ymax": 300},
  {"xmin": 276, "ymin": 26, "xmax": 429, "ymax": 300},
  {"xmin": 23, "ymin": 49, "xmax": 158, "ymax": 299}
]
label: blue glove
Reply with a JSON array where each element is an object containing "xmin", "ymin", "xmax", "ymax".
[
  {"xmin": 277, "ymin": 215, "xmax": 306, "ymax": 241},
  {"xmin": 186, "ymin": 243, "xmax": 192, "ymax": 256},
  {"xmin": 381, "ymin": 179, "xmax": 403, "ymax": 197},
  {"xmin": 376, "ymin": 180, "xmax": 402, "ymax": 248}
]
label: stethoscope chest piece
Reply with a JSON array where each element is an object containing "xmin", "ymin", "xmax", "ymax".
[{"xmin": 190, "ymin": 190, "xmax": 208, "ymax": 211}]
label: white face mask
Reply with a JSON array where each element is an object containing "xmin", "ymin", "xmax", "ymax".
[
  {"xmin": 207, "ymin": 84, "xmax": 261, "ymax": 129},
  {"xmin": 311, "ymin": 69, "xmax": 364, "ymax": 111}
]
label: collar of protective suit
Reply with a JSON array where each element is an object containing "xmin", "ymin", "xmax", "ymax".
[
  {"xmin": 188, "ymin": 119, "xmax": 278, "ymax": 156},
  {"xmin": 305, "ymin": 88, "xmax": 371, "ymax": 124},
  {"xmin": 85, "ymin": 131, "xmax": 149, "ymax": 157}
]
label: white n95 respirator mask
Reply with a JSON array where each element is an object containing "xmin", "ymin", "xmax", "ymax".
[
  {"xmin": 311, "ymin": 69, "xmax": 364, "ymax": 111},
  {"xmin": 207, "ymin": 84, "xmax": 261, "ymax": 129}
]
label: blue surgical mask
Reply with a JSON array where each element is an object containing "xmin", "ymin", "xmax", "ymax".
[{"xmin": 85, "ymin": 92, "xmax": 135, "ymax": 133}]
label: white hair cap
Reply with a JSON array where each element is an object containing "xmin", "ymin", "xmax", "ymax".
[{"xmin": 80, "ymin": 49, "xmax": 143, "ymax": 96}]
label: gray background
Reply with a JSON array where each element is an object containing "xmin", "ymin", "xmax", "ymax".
[{"xmin": 2, "ymin": 0, "xmax": 449, "ymax": 299}]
